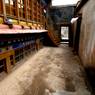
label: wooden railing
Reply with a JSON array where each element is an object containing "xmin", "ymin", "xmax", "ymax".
[{"xmin": 47, "ymin": 27, "xmax": 60, "ymax": 46}]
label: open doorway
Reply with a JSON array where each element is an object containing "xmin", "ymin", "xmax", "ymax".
[
  {"xmin": 61, "ymin": 26, "xmax": 69, "ymax": 43},
  {"xmin": 73, "ymin": 16, "xmax": 82, "ymax": 53}
]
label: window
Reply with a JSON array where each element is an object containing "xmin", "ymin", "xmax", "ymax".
[
  {"xmin": 5, "ymin": 0, "xmax": 17, "ymax": 16},
  {"xmin": 18, "ymin": 0, "xmax": 25, "ymax": 19},
  {"xmin": 27, "ymin": 0, "xmax": 32, "ymax": 20},
  {"xmin": 0, "ymin": 1, "xmax": 3, "ymax": 14}
]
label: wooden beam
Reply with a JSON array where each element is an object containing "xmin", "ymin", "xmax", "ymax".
[
  {"xmin": 76, "ymin": 0, "xmax": 89, "ymax": 12},
  {"xmin": 2, "ymin": 0, "xmax": 6, "ymax": 21}
]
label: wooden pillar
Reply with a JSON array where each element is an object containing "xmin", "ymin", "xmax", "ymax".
[
  {"xmin": 6, "ymin": 57, "xmax": 11, "ymax": 73},
  {"xmin": 36, "ymin": 39, "xmax": 39, "ymax": 50},
  {"xmin": 2, "ymin": 0, "xmax": 6, "ymax": 21},
  {"xmin": 16, "ymin": 0, "xmax": 20, "ymax": 24},
  {"xmin": 25, "ymin": 0, "xmax": 28, "ymax": 23}
]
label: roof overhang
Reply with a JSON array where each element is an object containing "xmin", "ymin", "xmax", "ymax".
[{"xmin": 76, "ymin": 0, "xmax": 89, "ymax": 12}]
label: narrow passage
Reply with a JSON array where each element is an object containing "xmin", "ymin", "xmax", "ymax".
[{"xmin": 0, "ymin": 45, "xmax": 91, "ymax": 95}]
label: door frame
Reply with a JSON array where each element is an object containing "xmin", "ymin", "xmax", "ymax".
[{"xmin": 60, "ymin": 24, "xmax": 71, "ymax": 45}]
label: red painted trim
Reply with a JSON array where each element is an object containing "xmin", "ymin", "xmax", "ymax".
[
  {"xmin": 13, "ymin": 25, "xmax": 22, "ymax": 29},
  {"xmin": 0, "ymin": 24, "xmax": 9, "ymax": 29}
]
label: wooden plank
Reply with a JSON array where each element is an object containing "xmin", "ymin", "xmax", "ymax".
[
  {"xmin": 19, "ymin": 21, "xmax": 27, "ymax": 26},
  {"xmin": 0, "ymin": 17, "xmax": 3, "ymax": 24},
  {"xmin": 28, "ymin": 22, "xmax": 32, "ymax": 26}
]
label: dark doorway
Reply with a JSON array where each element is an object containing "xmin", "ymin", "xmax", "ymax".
[{"xmin": 74, "ymin": 16, "xmax": 82, "ymax": 53}]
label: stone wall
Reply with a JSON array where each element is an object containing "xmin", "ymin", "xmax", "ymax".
[
  {"xmin": 47, "ymin": 6, "xmax": 75, "ymax": 38},
  {"xmin": 49, "ymin": 6, "xmax": 75, "ymax": 24},
  {"xmin": 78, "ymin": 0, "xmax": 95, "ymax": 68}
]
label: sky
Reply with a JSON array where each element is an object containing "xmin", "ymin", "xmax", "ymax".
[{"xmin": 52, "ymin": 0, "xmax": 80, "ymax": 6}]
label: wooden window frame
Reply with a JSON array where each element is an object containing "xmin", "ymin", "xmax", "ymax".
[
  {"xmin": 27, "ymin": 0, "xmax": 32, "ymax": 20},
  {"xmin": 18, "ymin": 0, "xmax": 26, "ymax": 19},
  {"xmin": 5, "ymin": 0, "xmax": 17, "ymax": 17},
  {"xmin": 32, "ymin": 0, "xmax": 37, "ymax": 22}
]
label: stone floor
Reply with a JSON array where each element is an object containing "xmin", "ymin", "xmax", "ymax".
[{"xmin": 0, "ymin": 44, "xmax": 92, "ymax": 95}]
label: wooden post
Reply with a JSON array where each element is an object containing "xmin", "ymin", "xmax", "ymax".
[
  {"xmin": 2, "ymin": 0, "xmax": 6, "ymax": 21},
  {"xmin": 6, "ymin": 57, "xmax": 11, "ymax": 73},
  {"xmin": 25, "ymin": 0, "xmax": 28, "ymax": 24},
  {"xmin": 16, "ymin": 0, "xmax": 19, "ymax": 24},
  {"xmin": 16, "ymin": 0, "xmax": 20, "ymax": 23}
]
